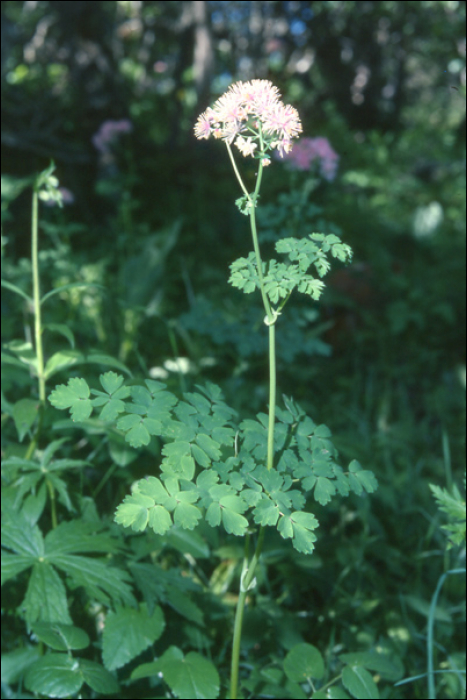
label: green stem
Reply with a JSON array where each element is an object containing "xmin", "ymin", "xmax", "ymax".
[
  {"xmin": 227, "ymin": 139, "xmax": 278, "ymax": 699},
  {"xmin": 225, "ymin": 142, "xmax": 250, "ymax": 199},
  {"xmin": 31, "ymin": 186, "xmax": 46, "ymax": 403},
  {"xmin": 230, "ymin": 526, "xmax": 265, "ymax": 699},
  {"xmin": 267, "ymin": 323, "xmax": 276, "ymax": 471},
  {"xmin": 46, "ymin": 478, "xmax": 58, "ymax": 529},
  {"xmin": 248, "ymin": 203, "xmax": 273, "ymax": 322}
]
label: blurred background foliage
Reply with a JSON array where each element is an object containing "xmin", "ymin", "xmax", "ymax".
[{"xmin": 1, "ymin": 1, "xmax": 466, "ymax": 698}]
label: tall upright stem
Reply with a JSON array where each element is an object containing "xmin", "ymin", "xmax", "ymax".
[
  {"xmin": 31, "ymin": 186, "xmax": 46, "ymax": 403},
  {"xmin": 267, "ymin": 323, "xmax": 276, "ymax": 471},
  {"xmin": 227, "ymin": 145, "xmax": 277, "ymax": 699}
]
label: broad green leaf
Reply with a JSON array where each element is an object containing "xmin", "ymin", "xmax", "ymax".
[
  {"xmin": 78, "ymin": 658, "xmax": 120, "ymax": 694},
  {"xmin": 130, "ymin": 385, "xmax": 154, "ymax": 407},
  {"xmin": 403, "ymin": 594, "xmax": 452, "ymax": 622},
  {"xmin": 180, "ymin": 453, "xmax": 196, "ymax": 480},
  {"xmin": 131, "ymin": 645, "xmax": 183, "ymax": 680},
  {"xmin": 48, "ymin": 378, "xmax": 92, "ymax": 421},
  {"xmin": 196, "ymin": 433, "xmax": 221, "ymax": 461},
  {"xmin": 116, "ymin": 415, "xmax": 142, "ymax": 431},
  {"xmin": 24, "ymin": 653, "xmax": 83, "ymax": 697},
  {"xmin": 195, "ymin": 380, "xmax": 225, "ymax": 402},
  {"xmin": 145, "ymin": 378, "xmax": 169, "ymax": 393},
  {"xmin": 44, "ymin": 350, "xmax": 85, "ymax": 378},
  {"xmin": 102, "ymin": 603, "xmax": 165, "ymax": 671},
  {"xmin": 100, "ymin": 371, "xmax": 125, "ymax": 394},
  {"xmin": 339, "ymin": 651, "xmax": 403, "ymax": 682},
  {"xmin": 314, "ymin": 477, "xmax": 337, "ymax": 505},
  {"xmin": 12, "ymin": 398, "xmax": 40, "ymax": 441},
  {"xmin": 164, "ymin": 527, "xmax": 210, "ymax": 559},
  {"xmin": 148, "ymin": 505, "xmax": 173, "ymax": 535},
  {"xmin": 206, "ymin": 502, "xmax": 221, "ymax": 528},
  {"xmin": 253, "ymin": 497, "xmax": 280, "ymax": 526},
  {"xmin": 51, "ymin": 554, "xmax": 135, "ymax": 607},
  {"xmin": 136, "ymin": 476, "xmax": 169, "ymax": 503},
  {"xmin": 174, "ymin": 501, "xmax": 202, "ymax": 530},
  {"xmin": 1, "ymin": 513, "xmax": 45, "ymax": 557},
  {"xmin": 316, "ymin": 687, "xmax": 350, "ymax": 698},
  {"xmin": 219, "ymin": 495, "xmax": 249, "ymax": 536},
  {"xmin": 40, "ymin": 282, "xmax": 105, "ymax": 305},
  {"xmin": 278, "ymin": 511, "xmax": 319, "ymax": 554},
  {"xmin": 44, "ymin": 520, "xmax": 123, "ymax": 556},
  {"xmin": 40, "ymin": 437, "xmax": 70, "ymax": 466},
  {"xmin": 342, "ymin": 665, "xmax": 379, "ymax": 699},
  {"xmin": 125, "ymin": 402, "xmax": 149, "ymax": 415},
  {"xmin": 229, "ymin": 253, "xmax": 261, "ymax": 294},
  {"xmin": 348, "ymin": 461, "xmax": 378, "ymax": 494},
  {"xmin": 1, "ymin": 278, "xmax": 32, "ymax": 302},
  {"xmin": 115, "ymin": 484, "xmax": 174, "ymax": 536},
  {"xmin": 313, "ymin": 424, "xmax": 332, "ymax": 438},
  {"xmin": 1, "ymin": 551, "xmax": 35, "ymax": 585},
  {"xmin": 43, "ymin": 323, "xmax": 75, "ymax": 348},
  {"xmin": 211, "ymin": 425, "xmax": 235, "ymax": 445},
  {"xmin": 278, "ymin": 513, "xmax": 294, "ymax": 540},
  {"xmin": 163, "ymin": 440, "xmax": 191, "ymax": 462},
  {"xmin": 124, "ymin": 420, "xmax": 151, "ymax": 447},
  {"xmin": 30, "ymin": 622, "xmax": 90, "ymax": 651},
  {"xmin": 1, "ymin": 350, "xmax": 33, "ymax": 370},
  {"xmin": 96, "ymin": 396, "xmax": 127, "ymax": 422},
  {"xmin": 0, "ymin": 646, "xmax": 41, "ymax": 684},
  {"xmin": 191, "ymin": 442, "xmax": 211, "ymax": 467},
  {"xmin": 23, "ymin": 561, "xmax": 72, "ymax": 625},
  {"xmin": 158, "ymin": 649, "xmax": 220, "ymax": 699},
  {"xmin": 184, "ymin": 391, "xmax": 212, "ymax": 414},
  {"xmin": 284, "ymin": 643, "xmax": 324, "ymax": 682},
  {"xmin": 221, "ymin": 507, "xmax": 249, "ymax": 536},
  {"xmin": 166, "ymin": 586, "xmax": 204, "ymax": 625},
  {"xmin": 114, "ymin": 493, "xmax": 154, "ymax": 531},
  {"xmin": 45, "ymin": 349, "xmax": 131, "ymax": 380}
]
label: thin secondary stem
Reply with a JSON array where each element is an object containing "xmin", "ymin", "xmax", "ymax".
[
  {"xmin": 225, "ymin": 142, "xmax": 250, "ymax": 199},
  {"xmin": 31, "ymin": 186, "xmax": 46, "ymax": 403},
  {"xmin": 230, "ymin": 526, "xmax": 266, "ymax": 699}
]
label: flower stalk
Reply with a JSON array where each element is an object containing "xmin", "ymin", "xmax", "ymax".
[{"xmin": 195, "ymin": 79, "xmax": 303, "ymax": 699}]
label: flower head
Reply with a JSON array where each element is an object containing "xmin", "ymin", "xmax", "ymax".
[{"xmin": 194, "ymin": 79, "xmax": 302, "ymax": 159}]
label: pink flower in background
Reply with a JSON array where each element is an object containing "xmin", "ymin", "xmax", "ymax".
[
  {"xmin": 42, "ymin": 186, "xmax": 75, "ymax": 207},
  {"xmin": 278, "ymin": 137, "xmax": 339, "ymax": 181},
  {"xmin": 92, "ymin": 119, "xmax": 133, "ymax": 154}
]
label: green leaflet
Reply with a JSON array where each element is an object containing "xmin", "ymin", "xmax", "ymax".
[{"xmin": 228, "ymin": 233, "xmax": 352, "ymax": 307}]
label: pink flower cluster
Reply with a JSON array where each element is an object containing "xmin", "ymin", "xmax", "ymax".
[
  {"xmin": 92, "ymin": 119, "xmax": 133, "ymax": 154},
  {"xmin": 278, "ymin": 137, "xmax": 339, "ymax": 181},
  {"xmin": 194, "ymin": 80, "xmax": 302, "ymax": 159}
]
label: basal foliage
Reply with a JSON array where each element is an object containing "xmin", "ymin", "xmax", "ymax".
[{"xmin": 49, "ymin": 371, "xmax": 377, "ymax": 555}]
